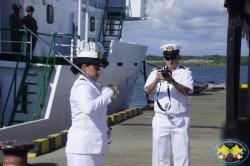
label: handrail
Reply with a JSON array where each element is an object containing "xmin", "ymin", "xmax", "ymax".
[
  {"xmin": 55, "ymin": 33, "xmax": 80, "ymax": 38},
  {"xmin": 7, "ymin": 34, "xmax": 31, "ymax": 126},
  {"xmin": 0, "ymin": 27, "xmax": 56, "ymax": 37},
  {"xmin": 0, "ymin": 27, "xmax": 57, "ymax": 56},
  {"xmin": 1, "ymin": 30, "xmax": 29, "ymax": 127},
  {"xmin": 115, "ymin": 1, "xmax": 126, "ymax": 40},
  {"xmin": 33, "ymin": 32, "xmax": 79, "ymax": 119},
  {"xmin": 34, "ymin": 33, "xmax": 56, "ymax": 119}
]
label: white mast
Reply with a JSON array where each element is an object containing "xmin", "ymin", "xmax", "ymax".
[
  {"xmin": 85, "ymin": 0, "xmax": 89, "ymax": 42},
  {"xmin": 78, "ymin": 0, "xmax": 89, "ymax": 41},
  {"xmin": 77, "ymin": 0, "xmax": 82, "ymax": 54},
  {"xmin": 77, "ymin": 0, "xmax": 81, "ymax": 37}
]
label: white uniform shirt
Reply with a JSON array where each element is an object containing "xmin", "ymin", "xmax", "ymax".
[
  {"xmin": 144, "ymin": 66, "xmax": 194, "ymax": 116},
  {"xmin": 66, "ymin": 75, "xmax": 111, "ymax": 154}
]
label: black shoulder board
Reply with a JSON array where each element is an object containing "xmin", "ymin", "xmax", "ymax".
[{"xmin": 180, "ymin": 66, "xmax": 190, "ymax": 70}]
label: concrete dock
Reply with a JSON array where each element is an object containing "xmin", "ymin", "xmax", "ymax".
[{"xmin": 27, "ymin": 89, "xmax": 228, "ymax": 166}]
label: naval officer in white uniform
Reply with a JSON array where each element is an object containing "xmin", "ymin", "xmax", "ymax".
[
  {"xmin": 65, "ymin": 42, "xmax": 114, "ymax": 166},
  {"xmin": 144, "ymin": 43, "xmax": 194, "ymax": 166}
]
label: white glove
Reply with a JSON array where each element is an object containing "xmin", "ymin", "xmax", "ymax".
[
  {"xmin": 102, "ymin": 87, "xmax": 114, "ymax": 97},
  {"xmin": 101, "ymin": 87, "xmax": 114, "ymax": 104}
]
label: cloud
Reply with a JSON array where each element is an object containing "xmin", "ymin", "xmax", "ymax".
[
  {"xmin": 121, "ymin": 0, "xmax": 248, "ymax": 56},
  {"xmin": 146, "ymin": 0, "xmax": 226, "ymax": 28}
]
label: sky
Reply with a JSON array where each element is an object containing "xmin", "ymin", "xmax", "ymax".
[{"xmin": 122, "ymin": 0, "xmax": 249, "ymax": 56}]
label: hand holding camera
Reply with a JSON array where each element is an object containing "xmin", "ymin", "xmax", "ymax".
[
  {"xmin": 159, "ymin": 68, "xmax": 172, "ymax": 79},
  {"xmin": 157, "ymin": 68, "xmax": 175, "ymax": 84}
]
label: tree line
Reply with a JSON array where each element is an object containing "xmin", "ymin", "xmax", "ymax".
[{"xmin": 146, "ymin": 55, "xmax": 249, "ymax": 66}]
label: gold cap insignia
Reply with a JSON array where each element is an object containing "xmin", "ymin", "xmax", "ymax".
[{"xmin": 166, "ymin": 46, "xmax": 174, "ymax": 52}]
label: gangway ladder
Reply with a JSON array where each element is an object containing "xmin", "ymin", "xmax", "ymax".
[
  {"xmin": 102, "ymin": 3, "xmax": 126, "ymax": 52},
  {"xmin": 3, "ymin": 30, "xmax": 37, "ymax": 125},
  {"xmin": 8, "ymin": 32, "xmax": 56, "ymax": 125},
  {"xmin": 8, "ymin": 64, "xmax": 42, "ymax": 125}
]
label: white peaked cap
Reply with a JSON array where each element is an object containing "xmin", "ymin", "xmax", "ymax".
[
  {"xmin": 72, "ymin": 41, "xmax": 105, "ymax": 68},
  {"xmin": 78, "ymin": 40, "xmax": 104, "ymax": 58},
  {"xmin": 160, "ymin": 43, "xmax": 182, "ymax": 51}
]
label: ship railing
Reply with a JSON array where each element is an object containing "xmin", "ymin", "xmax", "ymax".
[
  {"xmin": 0, "ymin": 40, "xmax": 27, "ymax": 54},
  {"xmin": 53, "ymin": 33, "xmax": 80, "ymax": 62},
  {"xmin": 54, "ymin": 43, "xmax": 80, "ymax": 62},
  {"xmin": 107, "ymin": 0, "xmax": 126, "ymax": 14},
  {"xmin": 0, "ymin": 28, "xmax": 33, "ymax": 59},
  {"xmin": 88, "ymin": 0, "xmax": 106, "ymax": 9}
]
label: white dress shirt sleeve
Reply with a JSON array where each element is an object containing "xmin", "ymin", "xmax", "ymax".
[
  {"xmin": 181, "ymin": 69, "xmax": 194, "ymax": 94},
  {"xmin": 144, "ymin": 70, "xmax": 157, "ymax": 91},
  {"xmin": 70, "ymin": 82, "xmax": 112, "ymax": 115}
]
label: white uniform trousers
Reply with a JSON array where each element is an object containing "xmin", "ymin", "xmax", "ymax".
[
  {"xmin": 66, "ymin": 153, "xmax": 104, "ymax": 166},
  {"xmin": 152, "ymin": 114, "xmax": 190, "ymax": 166}
]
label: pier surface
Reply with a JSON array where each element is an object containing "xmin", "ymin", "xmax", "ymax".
[{"xmin": 28, "ymin": 89, "xmax": 226, "ymax": 166}]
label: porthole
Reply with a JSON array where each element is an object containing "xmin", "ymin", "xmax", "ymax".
[
  {"xmin": 47, "ymin": 5, "xmax": 54, "ymax": 24},
  {"xmin": 117, "ymin": 62, "xmax": 123, "ymax": 66},
  {"xmin": 90, "ymin": 16, "xmax": 95, "ymax": 32}
]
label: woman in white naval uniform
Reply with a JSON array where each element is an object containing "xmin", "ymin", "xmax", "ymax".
[
  {"xmin": 65, "ymin": 42, "xmax": 114, "ymax": 166},
  {"xmin": 144, "ymin": 43, "xmax": 194, "ymax": 166}
]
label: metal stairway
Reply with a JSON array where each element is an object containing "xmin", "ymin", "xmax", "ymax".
[
  {"xmin": 8, "ymin": 64, "xmax": 43, "ymax": 125},
  {"xmin": 101, "ymin": 4, "xmax": 125, "ymax": 52},
  {"xmin": 3, "ymin": 30, "xmax": 56, "ymax": 126}
]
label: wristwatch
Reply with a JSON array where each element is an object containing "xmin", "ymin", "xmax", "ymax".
[{"xmin": 169, "ymin": 78, "xmax": 176, "ymax": 85}]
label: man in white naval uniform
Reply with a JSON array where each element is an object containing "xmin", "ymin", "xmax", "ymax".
[
  {"xmin": 144, "ymin": 43, "xmax": 194, "ymax": 166},
  {"xmin": 65, "ymin": 41, "xmax": 114, "ymax": 166}
]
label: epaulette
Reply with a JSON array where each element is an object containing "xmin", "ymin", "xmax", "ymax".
[
  {"xmin": 79, "ymin": 78, "xmax": 86, "ymax": 81},
  {"xmin": 180, "ymin": 66, "xmax": 190, "ymax": 70},
  {"xmin": 153, "ymin": 67, "xmax": 159, "ymax": 71}
]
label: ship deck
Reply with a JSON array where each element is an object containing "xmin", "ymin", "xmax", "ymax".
[{"xmin": 25, "ymin": 89, "xmax": 229, "ymax": 166}]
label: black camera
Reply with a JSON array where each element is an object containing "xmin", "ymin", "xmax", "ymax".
[{"xmin": 159, "ymin": 68, "xmax": 172, "ymax": 79}]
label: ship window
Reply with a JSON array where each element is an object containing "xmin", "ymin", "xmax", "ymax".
[
  {"xmin": 90, "ymin": 16, "xmax": 95, "ymax": 32},
  {"xmin": 117, "ymin": 62, "xmax": 123, "ymax": 66},
  {"xmin": 47, "ymin": 5, "xmax": 54, "ymax": 24}
]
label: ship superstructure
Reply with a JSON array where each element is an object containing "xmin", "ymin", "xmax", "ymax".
[{"xmin": 0, "ymin": 0, "xmax": 147, "ymax": 141}]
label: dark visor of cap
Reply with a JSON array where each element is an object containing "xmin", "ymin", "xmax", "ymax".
[
  {"xmin": 71, "ymin": 57, "xmax": 103, "ymax": 75},
  {"xmin": 163, "ymin": 50, "xmax": 180, "ymax": 58},
  {"xmin": 73, "ymin": 57, "xmax": 101, "ymax": 66}
]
